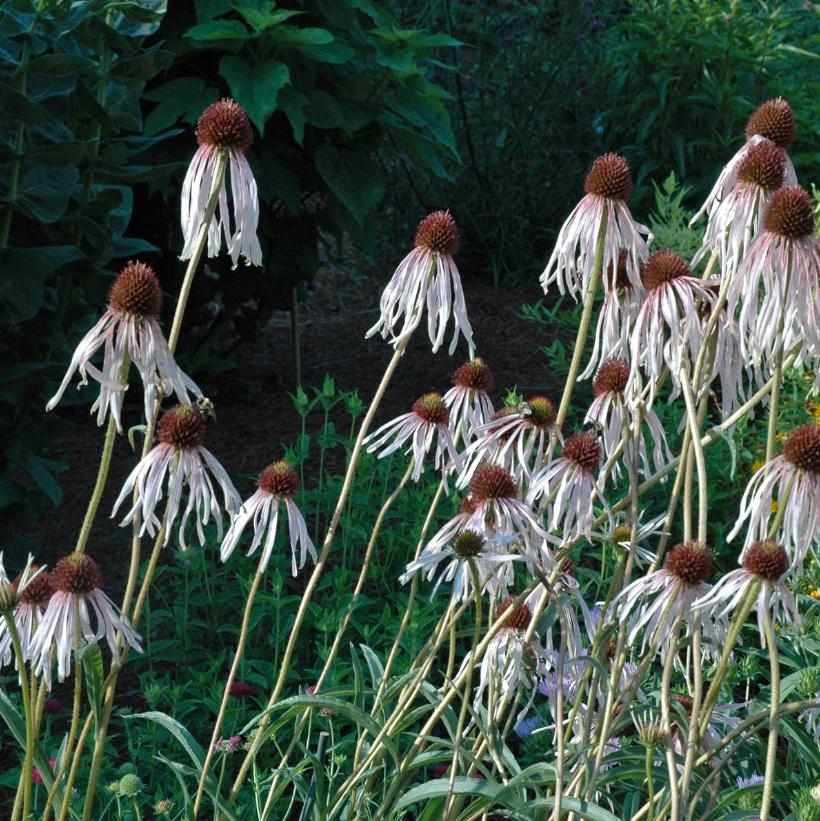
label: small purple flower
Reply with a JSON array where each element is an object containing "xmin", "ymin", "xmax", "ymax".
[
  {"xmin": 736, "ymin": 774, "xmax": 765, "ymax": 789},
  {"xmin": 514, "ymin": 715, "xmax": 543, "ymax": 739}
]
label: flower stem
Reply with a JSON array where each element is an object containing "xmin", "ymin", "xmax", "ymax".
[
  {"xmin": 194, "ymin": 564, "xmax": 265, "ymax": 816},
  {"xmin": 660, "ymin": 626, "xmax": 681, "ymax": 821},
  {"xmin": 760, "ymin": 612, "xmax": 780, "ymax": 821},
  {"xmin": 680, "ymin": 370, "xmax": 708, "ymax": 544},
  {"xmin": 229, "ymin": 337, "xmax": 410, "ymax": 802},
  {"xmin": 556, "ymin": 207, "xmax": 608, "ymax": 427},
  {"xmin": 5, "ymin": 616, "xmax": 33, "ymax": 819},
  {"xmin": 765, "ymin": 348, "xmax": 783, "ymax": 463},
  {"xmin": 645, "ymin": 743, "xmax": 656, "ymax": 821},
  {"xmin": 75, "ymin": 416, "xmax": 118, "ymax": 555}
]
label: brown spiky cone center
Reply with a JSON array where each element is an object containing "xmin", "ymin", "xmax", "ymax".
[
  {"xmin": 196, "ymin": 99, "xmax": 253, "ymax": 151},
  {"xmin": 414, "ymin": 210, "xmax": 459, "ymax": 255},
  {"xmin": 413, "ymin": 392, "xmax": 450, "ymax": 425},
  {"xmin": 593, "ymin": 359, "xmax": 630, "ymax": 397},
  {"xmin": 16, "ymin": 566, "xmax": 53, "ymax": 605},
  {"xmin": 258, "ymin": 460, "xmax": 299, "ymax": 498},
  {"xmin": 470, "ymin": 464, "xmax": 517, "ymax": 501},
  {"xmin": 452, "ymin": 358, "xmax": 494, "ymax": 392},
  {"xmin": 641, "ymin": 250, "xmax": 691, "ymax": 291},
  {"xmin": 742, "ymin": 540, "xmax": 789, "ymax": 580},
  {"xmin": 764, "ymin": 186, "xmax": 815, "ymax": 240},
  {"xmin": 745, "ymin": 97, "xmax": 794, "ymax": 150},
  {"xmin": 562, "ymin": 432, "xmax": 602, "ymax": 473},
  {"xmin": 53, "ymin": 553, "xmax": 102, "ymax": 594},
  {"xmin": 665, "ymin": 542, "xmax": 712, "ymax": 585},
  {"xmin": 524, "ymin": 396, "xmax": 557, "ymax": 429},
  {"xmin": 453, "ymin": 530, "xmax": 485, "ymax": 558},
  {"xmin": 737, "ymin": 141, "xmax": 786, "ymax": 191},
  {"xmin": 157, "ymin": 405, "xmax": 206, "ymax": 449},
  {"xmin": 108, "ymin": 261, "xmax": 163, "ymax": 318},
  {"xmin": 782, "ymin": 424, "xmax": 820, "ymax": 474},
  {"xmin": 584, "ymin": 153, "xmax": 633, "ymax": 200},
  {"xmin": 497, "ymin": 597, "xmax": 532, "ymax": 631}
]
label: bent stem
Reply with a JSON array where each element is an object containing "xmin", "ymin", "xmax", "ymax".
[
  {"xmin": 760, "ymin": 612, "xmax": 780, "ymax": 821},
  {"xmin": 230, "ymin": 336, "xmax": 410, "ymax": 802},
  {"xmin": 194, "ymin": 564, "xmax": 265, "ymax": 817}
]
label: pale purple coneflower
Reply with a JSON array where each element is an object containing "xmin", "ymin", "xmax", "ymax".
[
  {"xmin": 590, "ymin": 513, "xmax": 667, "ymax": 567},
  {"xmin": 613, "ymin": 542, "xmax": 727, "ymax": 663},
  {"xmin": 0, "ymin": 563, "xmax": 53, "ymax": 671},
  {"xmin": 181, "ymin": 99, "xmax": 261, "ymax": 268},
  {"xmin": 585, "ymin": 358, "xmax": 671, "ymax": 479},
  {"xmin": 473, "ymin": 597, "xmax": 546, "ymax": 722},
  {"xmin": 690, "ymin": 97, "xmax": 797, "ymax": 227},
  {"xmin": 541, "ymin": 153, "xmax": 651, "ymax": 299},
  {"xmin": 458, "ymin": 396, "xmax": 562, "ymax": 486},
  {"xmin": 581, "ymin": 249, "xmax": 646, "ymax": 380},
  {"xmin": 728, "ymin": 424, "xmax": 820, "ymax": 570},
  {"xmin": 220, "ymin": 460, "xmax": 315, "ymax": 575},
  {"xmin": 365, "ymin": 392, "xmax": 460, "ymax": 485},
  {"xmin": 527, "ymin": 431, "xmax": 612, "ymax": 541},
  {"xmin": 29, "ymin": 553, "xmax": 141, "ymax": 684},
  {"xmin": 46, "ymin": 262, "xmax": 202, "ymax": 432},
  {"xmin": 629, "ymin": 250, "xmax": 716, "ymax": 400},
  {"xmin": 464, "ymin": 463, "xmax": 550, "ymax": 555},
  {"xmin": 366, "ymin": 210, "xmax": 474, "ymax": 355},
  {"xmin": 399, "ymin": 528, "xmax": 517, "ymax": 602},
  {"xmin": 693, "ymin": 541, "xmax": 800, "ymax": 649},
  {"xmin": 692, "ymin": 141, "xmax": 787, "ymax": 280},
  {"xmin": 442, "ymin": 358, "xmax": 495, "ymax": 442},
  {"xmin": 726, "ymin": 186, "xmax": 820, "ymax": 381},
  {"xmin": 112, "ymin": 404, "xmax": 240, "ymax": 549},
  {"xmin": 671, "ymin": 694, "xmax": 744, "ymax": 755}
]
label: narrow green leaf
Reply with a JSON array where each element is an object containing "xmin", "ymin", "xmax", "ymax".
[{"xmin": 76, "ymin": 644, "xmax": 104, "ymax": 726}]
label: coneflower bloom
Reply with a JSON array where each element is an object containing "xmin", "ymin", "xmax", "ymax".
[
  {"xmin": 541, "ymin": 153, "xmax": 651, "ymax": 299},
  {"xmin": 728, "ymin": 424, "xmax": 820, "ymax": 569},
  {"xmin": 473, "ymin": 597, "xmax": 546, "ymax": 721},
  {"xmin": 46, "ymin": 262, "xmax": 201, "ymax": 431},
  {"xmin": 630, "ymin": 250, "xmax": 715, "ymax": 399},
  {"xmin": 692, "ymin": 140, "xmax": 787, "ymax": 279},
  {"xmin": 0, "ymin": 554, "xmax": 46, "ymax": 668},
  {"xmin": 366, "ymin": 210, "xmax": 474, "ymax": 355},
  {"xmin": 112, "ymin": 404, "xmax": 240, "ymax": 549},
  {"xmin": 670, "ymin": 694, "xmax": 744, "ymax": 755},
  {"xmin": 365, "ymin": 392, "xmax": 460, "ymax": 484},
  {"xmin": 30, "ymin": 553, "xmax": 141, "ymax": 684},
  {"xmin": 181, "ymin": 99, "xmax": 261, "ymax": 268},
  {"xmin": 585, "ymin": 358, "xmax": 671, "ymax": 478},
  {"xmin": 691, "ymin": 97, "xmax": 797, "ymax": 227},
  {"xmin": 581, "ymin": 250, "xmax": 645, "ymax": 380},
  {"xmin": 220, "ymin": 460, "xmax": 315, "ymax": 575},
  {"xmin": 593, "ymin": 514, "xmax": 667, "ymax": 567},
  {"xmin": 527, "ymin": 432, "xmax": 612, "ymax": 541},
  {"xmin": 726, "ymin": 186, "xmax": 820, "ymax": 378},
  {"xmin": 694, "ymin": 540, "xmax": 801, "ymax": 647},
  {"xmin": 0, "ymin": 563, "xmax": 52, "ymax": 671},
  {"xmin": 442, "ymin": 358, "xmax": 495, "ymax": 442},
  {"xmin": 399, "ymin": 528, "xmax": 516, "ymax": 602},
  {"xmin": 464, "ymin": 463, "xmax": 549, "ymax": 553},
  {"xmin": 458, "ymin": 396, "xmax": 561, "ymax": 485},
  {"xmin": 613, "ymin": 541, "xmax": 727, "ymax": 662}
]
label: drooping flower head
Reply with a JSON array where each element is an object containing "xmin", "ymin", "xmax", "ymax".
[
  {"xmin": 585, "ymin": 358, "xmax": 671, "ymax": 479},
  {"xmin": 690, "ymin": 97, "xmax": 798, "ymax": 227},
  {"xmin": 694, "ymin": 540, "xmax": 800, "ymax": 648},
  {"xmin": 692, "ymin": 140, "xmax": 787, "ymax": 279},
  {"xmin": 30, "ymin": 553, "xmax": 141, "ymax": 684},
  {"xmin": 220, "ymin": 459, "xmax": 315, "ymax": 575},
  {"xmin": 541, "ymin": 153, "xmax": 651, "ymax": 300},
  {"xmin": 458, "ymin": 396, "xmax": 561, "ymax": 485},
  {"xmin": 727, "ymin": 186, "xmax": 820, "ymax": 383},
  {"xmin": 46, "ymin": 262, "xmax": 202, "ymax": 431},
  {"xmin": 729, "ymin": 423, "xmax": 820, "ymax": 569},
  {"xmin": 366, "ymin": 210, "xmax": 474, "ymax": 355},
  {"xmin": 112, "ymin": 404, "xmax": 240, "ymax": 549},
  {"xmin": 365, "ymin": 392, "xmax": 460, "ymax": 484},
  {"xmin": 527, "ymin": 431, "xmax": 612, "ymax": 541},
  {"xmin": 630, "ymin": 250, "xmax": 715, "ymax": 399},
  {"xmin": 181, "ymin": 99, "xmax": 261, "ymax": 268},
  {"xmin": 614, "ymin": 541, "xmax": 726, "ymax": 662},
  {"xmin": 0, "ymin": 554, "xmax": 49, "ymax": 670},
  {"xmin": 443, "ymin": 358, "xmax": 495, "ymax": 441}
]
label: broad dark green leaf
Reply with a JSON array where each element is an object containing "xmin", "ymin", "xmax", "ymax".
[
  {"xmin": 184, "ymin": 19, "xmax": 249, "ymax": 41},
  {"xmin": 220, "ymin": 56, "xmax": 290, "ymax": 133},
  {"xmin": 314, "ymin": 144, "xmax": 385, "ymax": 226},
  {"xmin": 143, "ymin": 77, "xmax": 218, "ymax": 134}
]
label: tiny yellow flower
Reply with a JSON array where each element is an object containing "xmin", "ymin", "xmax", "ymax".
[
  {"xmin": 775, "ymin": 431, "xmax": 786, "ymax": 442},
  {"xmin": 809, "ymin": 589, "xmax": 820, "ymax": 601},
  {"xmin": 752, "ymin": 459, "xmax": 765, "ymax": 473},
  {"xmin": 771, "ymin": 500, "xmax": 779, "ymax": 514}
]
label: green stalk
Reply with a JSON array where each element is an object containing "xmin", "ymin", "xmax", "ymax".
[
  {"xmin": 660, "ymin": 626, "xmax": 681, "ymax": 821},
  {"xmin": 6, "ymin": 616, "xmax": 33, "ymax": 819},
  {"xmin": 555, "ymin": 207, "xmax": 608, "ymax": 427},
  {"xmin": 645, "ymin": 744, "xmax": 656, "ymax": 821},
  {"xmin": 759, "ymin": 613, "xmax": 780, "ymax": 821}
]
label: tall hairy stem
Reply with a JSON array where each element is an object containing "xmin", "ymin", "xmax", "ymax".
[
  {"xmin": 661, "ymin": 626, "xmax": 681, "ymax": 821},
  {"xmin": 6, "ymin": 617, "xmax": 33, "ymax": 820},
  {"xmin": 556, "ymin": 208, "xmax": 608, "ymax": 427},
  {"xmin": 230, "ymin": 336, "xmax": 410, "ymax": 802},
  {"xmin": 760, "ymin": 613, "xmax": 781, "ymax": 821}
]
